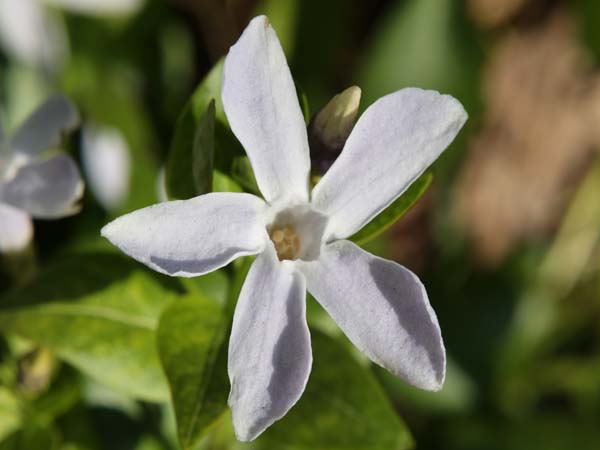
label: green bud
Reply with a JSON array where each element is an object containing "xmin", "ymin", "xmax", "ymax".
[
  {"xmin": 18, "ymin": 347, "xmax": 54, "ymax": 395},
  {"xmin": 309, "ymin": 86, "xmax": 361, "ymax": 175},
  {"xmin": 312, "ymin": 86, "xmax": 361, "ymax": 149}
]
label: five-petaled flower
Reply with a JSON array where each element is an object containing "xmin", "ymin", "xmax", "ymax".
[
  {"xmin": 0, "ymin": 94, "xmax": 83, "ymax": 253},
  {"xmin": 101, "ymin": 15, "xmax": 468, "ymax": 442}
]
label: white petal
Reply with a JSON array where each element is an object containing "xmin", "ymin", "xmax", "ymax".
[
  {"xmin": 101, "ymin": 193, "xmax": 268, "ymax": 277},
  {"xmin": 296, "ymin": 240, "xmax": 445, "ymax": 391},
  {"xmin": 10, "ymin": 94, "xmax": 79, "ymax": 157},
  {"xmin": 81, "ymin": 125, "xmax": 131, "ymax": 211},
  {"xmin": 42, "ymin": 0, "xmax": 144, "ymax": 16},
  {"xmin": 0, "ymin": 0, "xmax": 67, "ymax": 67},
  {"xmin": 311, "ymin": 88, "xmax": 467, "ymax": 240},
  {"xmin": 228, "ymin": 245, "xmax": 311, "ymax": 441},
  {"xmin": 0, "ymin": 202, "xmax": 33, "ymax": 253},
  {"xmin": 1, "ymin": 154, "xmax": 83, "ymax": 219},
  {"xmin": 222, "ymin": 15, "xmax": 310, "ymax": 203}
]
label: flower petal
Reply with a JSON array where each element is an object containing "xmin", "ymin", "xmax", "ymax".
[
  {"xmin": 1, "ymin": 154, "xmax": 83, "ymax": 219},
  {"xmin": 222, "ymin": 15, "xmax": 310, "ymax": 203},
  {"xmin": 10, "ymin": 94, "xmax": 79, "ymax": 157},
  {"xmin": 0, "ymin": 202, "xmax": 33, "ymax": 253},
  {"xmin": 228, "ymin": 245, "xmax": 311, "ymax": 441},
  {"xmin": 81, "ymin": 125, "xmax": 131, "ymax": 211},
  {"xmin": 296, "ymin": 240, "xmax": 445, "ymax": 391},
  {"xmin": 311, "ymin": 88, "xmax": 467, "ymax": 240},
  {"xmin": 101, "ymin": 193, "xmax": 268, "ymax": 277},
  {"xmin": 0, "ymin": 0, "xmax": 67, "ymax": 67}
]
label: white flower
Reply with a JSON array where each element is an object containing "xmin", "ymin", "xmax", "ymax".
[
  {"xmin": 81, "ymin": 125, "xmax": 131, "ymax": 212},
  {"xmin": 0, "ymin": 0, "xmax": 144, "ymax": 67},
  {"xmin": 101, "ymin": 15, "xmax": 468, "ymax": 442},
  {"xmin": 0, "ymin": 94, "xmax": 83, "ymax": 252}
]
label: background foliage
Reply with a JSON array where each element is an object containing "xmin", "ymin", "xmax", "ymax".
[{"xmin": 2, "ymin": 0, "xmax": 600, "ymax": 449}]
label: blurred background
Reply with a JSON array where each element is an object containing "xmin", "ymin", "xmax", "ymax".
[{"xmin": 2, "ymin": 0, "xmax": 600, "ymax": 449}]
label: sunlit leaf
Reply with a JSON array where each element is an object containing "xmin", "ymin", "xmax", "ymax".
[
  {"xmin": 350, "ymin": 173, "xmax": 432, "ymax": 246},
  {"xmin": 0, "ymin": 388, "xmax": 20, "ymax": 442},
  {"xmin": 259, "ymin": 330, "xmax": 413, "ymax": 450},
  {"xmin": 157, "ymin": 294, "xmax": 229, "ymax": 450},
  {"xmin": 0, "ymin": 254, "xmax": 181, "ymax": 402}
]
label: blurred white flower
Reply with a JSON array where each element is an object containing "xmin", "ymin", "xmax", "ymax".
[
  {"xmin": 0, "ymin": 94, "xmax": 83, "ymax": 252},
  {"xmin": 81, "ymin": 125, "xmax": 130, "ymax": 212},
  {"xmin": 0, "ymin": 0, "xmax": 144, "ymax": 67},
  {"xmin": 101, "ymin": 16, "xmax": 467, "ymax": 441},
  {"xmin": 0, "ymin": 0, "xmax": 67, "ymax": 67}
]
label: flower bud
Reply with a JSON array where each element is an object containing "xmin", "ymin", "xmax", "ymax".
[
  {"xmin": 18, "ymin": 347, "xmax": 54, "ymax": 394},
  {"xmin": 309, "ymin": 86, "xmax": 361, "ymax": 176}
]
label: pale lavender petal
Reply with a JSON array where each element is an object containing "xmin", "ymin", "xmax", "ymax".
[
  {"xmin": 1, "ymin": 154, "xmax": 83, "ymax": 219},
  {"xmin": 101, "ymin": 193, "xmax": 268, "ymax": 277},
  {"xmin": 228, "ymin": 245, "xmax": 311, "ymax": 441},
  {"xmin": 297, "ymin": 239, "xmax": 445, "ymax": 390},
  {"xmin": 222, "ymin": 15, "xmax": 310, "ymax": 203},
  {"xmin": 311, "ymin": 88, "xmax": 467, "ymax": 240}
]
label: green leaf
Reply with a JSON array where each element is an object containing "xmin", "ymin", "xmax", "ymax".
[
  {"xmin": 350, "ymin": 173, "xmax": 432, "ymax": 245},
  {"xmin": 0, "ymin": 388, "xmax": 20, "ymax": 442},
  {"xmin": 212, "ymin": 170, "xmax": 242, "ymax": 193},
  {"xmin": 297, "ymin": 85, "xmax": 311, "ymax": 124},
  {"xmin": 166, "ymin": 100, "xmax": 216, "ymax": 200},
  {"xmin": 189, "ymin": 59, "xmax": 227, "ymax": 125},
  {"xmin": 0, "ymin": 254, "xmax": 181, "ymax": 402},
  {"xmin": 192, "ymin": 101, "xmax": 216, "ymax": 195},
  {"xmin": 167, "ymin": 59, "xmax": 256, "ymax": 198},
  {"xmin": 157, "ymin": 295, "xmax": 229, "ymax": 450},
  {"xmin": 230, "ymin": 156, "xmax": 260, "ymax": 195},
  {"xmin": 260, "ymin": 330, "xmax": 413, "ymax": 450}
]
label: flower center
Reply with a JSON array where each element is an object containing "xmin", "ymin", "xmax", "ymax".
[
  {"xmin": 269, "ymin": 225, "xmax": 301, "ymax": 261},
  {"xmin": 266, "ymin": 203, "xmax": 328, "ymax": 262}
]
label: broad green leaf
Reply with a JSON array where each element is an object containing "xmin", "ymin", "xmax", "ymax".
[
  {"xmin": 0, "ymin": 254, "xmax": 181, "ymax": 402},
  {"xmin": 157, "ymin": 295, "xmax": 229, "ymax": 450},
  {"xmin": 0, "ymin": 388, "xmax": 20, "ymax": 442},
  {"xmin": 350, "ymin": 173, "xmax": 432, "ymax": 245},
  {"xmin": 166, "ymin": 100, "xmax": 215, "ymax": 200},
  {"xmin": 159, "ymin": 258, "xmax": 253, "ymax": 449},
  {"xmin": 260, "ymin": 330, "xmax": 413, "ymax": 450}
]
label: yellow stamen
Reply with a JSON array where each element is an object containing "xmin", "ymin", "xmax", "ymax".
[{"xmin": 269, "ymin": 225, "xmax": 301, "ymax": 260}]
